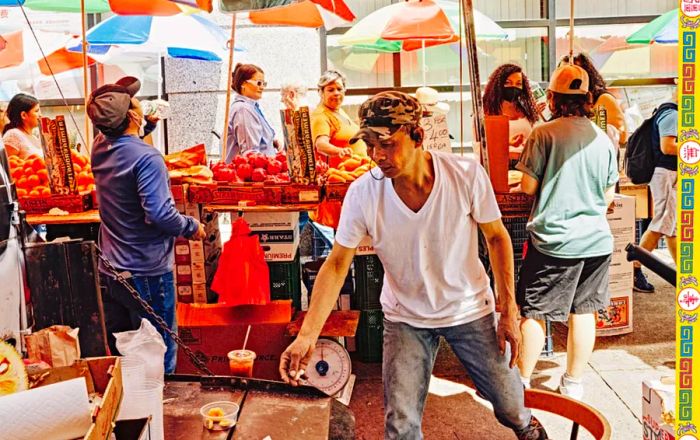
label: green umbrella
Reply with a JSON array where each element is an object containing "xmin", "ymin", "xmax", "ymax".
[{"xmin": 626, "ymin": 9, "xmax": 678, "ymax": 44}]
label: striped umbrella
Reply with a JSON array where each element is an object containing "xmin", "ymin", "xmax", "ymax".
[
  {"xmin": 626, "ymin": 9, "xmax": 678, "ymax": 44},
  {"xmin": 1, "ymin": 0, "xmax": 208, "ymax": 14}
]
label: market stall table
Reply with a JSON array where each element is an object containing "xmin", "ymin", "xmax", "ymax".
[{"xmin": 25, "ymin": 209, "xmax": 101, "ymax": 242}]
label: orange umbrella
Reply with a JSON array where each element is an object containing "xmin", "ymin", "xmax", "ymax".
[
  {"xmin": 38, "ymin": 48, "xmax": 96, "ymax": 76},
  {"xmin": 381, "ymin": 0, "xmax": 459, "ymax": 51},
  {"xmin": 248, "ymin": 0, "xmax": 355, "ymax": 30}
]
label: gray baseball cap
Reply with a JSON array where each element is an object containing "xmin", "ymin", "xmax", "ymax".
[{"xmin": 87, "ymin": 77, "xmax": 140, "ymax": 129}]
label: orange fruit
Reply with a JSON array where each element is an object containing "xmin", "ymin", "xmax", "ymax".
[
  {"xmin": 36, "ymin": 169, "xmax": 49, "ymax": 184},
  {"xmin": 27, "ymin": 175, "xmax": 40, "ymax": 187},
  {"xmin": 28, "ymin": 189, "xmax": 40, "ymax": 198},
  {"xmin": 16, "ymin": 177, "xmax": 28, "ymax": 190},
  {"xmin": 16, "ymin": 188, "xmax": 27, "ymax": 197}
]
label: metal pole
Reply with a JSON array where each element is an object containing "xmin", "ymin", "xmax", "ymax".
[
  {"xmin": 459, "ymin": 0, "xmax": 488, "ymax": 173},
  {"xmin": 80, "ymin": 0, "xmax": 92, "ymax": 151},
  {"xmin": 547, "ymin": 0, "xmax": 556, "ymax": 80},
  {"xmin": 221, "ymin": 13, "xmax": 237, "ymax": 162},
  {"xmin": 569, "ymin": 0, "xmax": 575, "ymax": 60}
]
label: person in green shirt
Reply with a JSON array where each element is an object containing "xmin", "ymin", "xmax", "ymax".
[{"xmin": 515, "ymin": 64, "xmax": 618, "ymax": 401}]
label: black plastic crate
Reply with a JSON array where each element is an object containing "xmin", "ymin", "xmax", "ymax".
[
  {"xmin": 356, "ymin": 309, "xmax": 384, "ymax": 363},
  {"xmin": 302, "ymin": 257, "xmax": 354, "ymax": 304},
  {"xmin": 353, "ymin": 255, "xmax": 384, "ymax": 309},
  {"xmin": 268, "ymin": 251, "xmax": 301, "ymax": 310}
]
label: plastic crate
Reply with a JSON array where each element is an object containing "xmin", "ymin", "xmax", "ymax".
[
  {"xmin": 353, "ymin": 255, "xmax": 384, "ymax": 309},
  {"xmin": 356, "ymin": 309, "xmax": 384, "ymax": 363},
  {"xmin": 268, "ymin": 251, "xmax": 301, "ymax": 310},
  {"xmin": 302, "ymin": 257, "xmax": 354, "ymax": 301}
]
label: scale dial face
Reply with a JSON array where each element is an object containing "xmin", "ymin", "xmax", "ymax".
[{"xmin": 303, "ymin": 338, "xmax": 352, "ymax": 396}]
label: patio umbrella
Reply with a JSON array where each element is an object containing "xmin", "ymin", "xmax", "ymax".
[
  {"xmin": 338, "ymin": 0, "xmax": 505, "ymax": 85},
  {"xmin": 247, "ymin": 0, "xmax": 355, "ymax": 30},
  {"xmin": 17, "ymin": 0, "xmax": 205, "ymax": 14},
  {"xmin": 338, "ymin": 0, "xmax": 507, "ymax": 52},
  {"xmin": 626, "ymin": 9, "xmax": 678, "ymax": 44},
  {"xmin": 599, "ymin": 44, "xmax": 677, "ymax": 77},
  {"xmin": 72, "ymin": 14, "xmax": 231, "ymax": 62},
  {"xmin": 0, "ymin": 29, "xmax": 95, "ymax": 78}
]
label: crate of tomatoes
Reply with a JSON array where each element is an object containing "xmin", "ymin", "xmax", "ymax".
[{"xmin": 8, "ymin": 150, "xmax": 95, "ymax": 214}]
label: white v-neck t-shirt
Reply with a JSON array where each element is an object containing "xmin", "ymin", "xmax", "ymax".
[{"xmin": 335, "ymin": 152, "xmax": 501, "ymax": 328}]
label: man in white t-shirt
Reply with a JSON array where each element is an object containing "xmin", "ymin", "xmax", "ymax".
[{"xmin": 279, "ymin": 92, "xmax": 548, "ymax": 440}]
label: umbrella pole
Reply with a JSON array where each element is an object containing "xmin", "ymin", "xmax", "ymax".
[
  {"xmin": 81, "ymin": 0, "xmax": 91, "ymax": 151},
  {"xmin": 221, "ymin": 13, "xmax": 237, "ymax": 162},
  {"xmin": 569, "ymin": 0, "xmax": 574, "ymax": 60},
  {"xmin": 459, "ymin": 0, "xmax": 488, "ymax": 173},
  {"xmin": 422, "ymin": 39, "xmax": 426, "ymax": 86}
]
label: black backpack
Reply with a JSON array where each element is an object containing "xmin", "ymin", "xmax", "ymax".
[{"xmin": 623, "ymin": 103, "xmax": 677, "ymax": 184}]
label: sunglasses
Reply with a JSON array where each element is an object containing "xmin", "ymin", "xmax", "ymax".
[{"xmin": 246, "ymin": 79, "xmax": 268, "ymax": 88}]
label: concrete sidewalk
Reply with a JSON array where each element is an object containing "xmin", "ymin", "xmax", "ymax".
[{"xmin": 349, "ymin": 250, "xmax": 676, "ymax": 439}]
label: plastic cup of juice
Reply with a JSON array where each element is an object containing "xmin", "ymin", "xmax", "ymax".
[{"xmin": 227, "ymin": 349, "xmax": 256, "ymax": 377}]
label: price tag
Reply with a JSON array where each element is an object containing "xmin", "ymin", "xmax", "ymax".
[{"xmin": 419, "ymin": 114, "xmax": 451, "ymax": 153}]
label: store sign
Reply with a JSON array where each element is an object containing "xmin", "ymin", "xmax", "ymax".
[
  {"xmin": 420, "ymin": 114, "xmax": 451, "ymax": 153},
  {"xmin": 678, "ymin": 7, "xmax": 699, "ymax": 437}
]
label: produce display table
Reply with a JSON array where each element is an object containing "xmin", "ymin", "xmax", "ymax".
[
  {"xmin": 202, "ymin": 203, "xmax": 318, "ymax": 213},
  {"xmin": 26, "ymin": 209, "xmax": 101, "ymax": 225}
]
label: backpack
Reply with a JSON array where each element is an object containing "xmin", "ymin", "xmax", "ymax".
[{"xmin": 623, "ymin": 103, "xmax": 677, "ymax": 184}]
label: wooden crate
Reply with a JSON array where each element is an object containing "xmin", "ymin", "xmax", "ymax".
[
  {"xmin": 24, "ymin": 239, "xmax": 108, "ymax": 357},
  {"xmin": 19, "ymin": 193, "xmax": 93, "ymax": 214}
]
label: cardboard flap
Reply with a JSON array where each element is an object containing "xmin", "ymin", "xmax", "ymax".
[{"xmin": 177, "ymin": 300, "xmax": 292, "ymax": 326}]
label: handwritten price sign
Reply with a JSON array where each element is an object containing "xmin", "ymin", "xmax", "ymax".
[{"xmin": 420, "ymin": 114, "xmax": 451, "ymax": 153}]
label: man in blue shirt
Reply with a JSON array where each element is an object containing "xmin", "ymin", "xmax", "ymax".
[{"xmin": 87, "ymin": 79, "xmax": 205, "ymax": 373}]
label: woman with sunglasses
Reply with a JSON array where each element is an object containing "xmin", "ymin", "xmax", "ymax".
[
  {"xmin": 225, "ymin": 63, "xmax": 277, "ymax": 164},
  {"xmin": 311, "ymin": 70, "xmax": 366, "ymax": 168}
]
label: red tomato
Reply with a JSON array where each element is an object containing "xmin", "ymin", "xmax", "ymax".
[
  {"xmin": 236, "ymin": 163, "xmax": 252, "ymax": 181},
  {"xmin": 266, "ymin": 159, "xmax": 282, "ymax": 175},
  {"xmin": 251, "ymin": 167, "xmax": 267, "ymax": 182}
]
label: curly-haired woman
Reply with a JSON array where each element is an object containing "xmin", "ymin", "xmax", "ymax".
[{"xmin": 482, "ymin": 64, "xmax": 543, "ymax": 160}]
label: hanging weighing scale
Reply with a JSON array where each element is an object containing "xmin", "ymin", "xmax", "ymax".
[{"xmin": 302, "ymin": 338, "xmax": 352, "ymax": 396}]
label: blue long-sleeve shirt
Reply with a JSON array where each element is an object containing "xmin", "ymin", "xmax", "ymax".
[
  {"xmin": 91, "ymin": 133, "xmax": 198, "ymax": 276},
  {"xmin": 225, "ymin": 92, "xmax": 276, "ymax": 163}
]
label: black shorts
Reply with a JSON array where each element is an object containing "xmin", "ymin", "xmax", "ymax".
[{"xmin": 516, "ymin": 243, "xmax": 612, "ymax": 321}]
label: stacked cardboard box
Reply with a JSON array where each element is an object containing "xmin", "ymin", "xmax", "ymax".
[
  {"xmin": 174, "ymin": 238, "xmax": 207, "ymax": 304},
  {"xmin": 596, "ymin": 195, "xmax": 635, "ymax": 336},
  {"xmin": 242, "ymin": 212, "xmax": 300, "ymax": 262},
  {"xmin": 642, "ymin": 378, "xmax": 675, "ymax": 440}
]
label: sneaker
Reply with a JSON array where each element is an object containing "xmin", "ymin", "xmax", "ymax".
[
  {"xmin": 516, "ymin": 416, "xmax": 549, "ymax": 440},
  {"xmin": 558, "ymin": 373, "xmax": 584, "ymax": 400},
  {"xmin": 633, "ymin": 268, "xmax": 655, "ymax": 293}
]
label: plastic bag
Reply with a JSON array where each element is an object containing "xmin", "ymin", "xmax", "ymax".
[
  {"xmin": 211, "ymin": 218, "xmax": 270, "ymax": 306},
  {"xmin": 115, "ymin": 319, "xmax": 166, "ymax": 384}
]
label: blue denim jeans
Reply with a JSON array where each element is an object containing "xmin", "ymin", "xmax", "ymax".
[
  {"xmin": 383, "ymin": 313, "xmax": 532, "ymax": 439},
  {"xmin": 101, "ymin": 271, "xmax": 178, "ymax": 374}
]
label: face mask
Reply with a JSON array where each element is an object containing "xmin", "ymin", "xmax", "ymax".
[
  {"xmin": 502, "ymin": 87, "xmax": 522, "ymax": 102},
  {"xmin": 138, "ymin": 118, "xmax": 146, "ymax": 138}
]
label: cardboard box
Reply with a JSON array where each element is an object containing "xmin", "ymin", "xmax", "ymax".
[
  {"xmin": 170, "ymin": 184, "xmax": 187, "ymax": 204},
  {"xmin": 14, "ymin": 357, "xmax": 122, "ymax": 440},
  {"xmin": 281, "ymin": 107, "xmax": 317, "ymax": 185},
  {"xmin": 259, "ymin": 235, "xmax": 300, "ymax": 262},
  {"xmin": 177, "ymin": 285, "xmax": 193, "ymax": 304},
  {"xmin": 189, "ymin": 240, "xmax": 205, "ymax": 263},
  {"xmin": 495, "ymin": 192, "xmax": 534, "ymax": 215},
  {"xmin": 620, "ymin": 183, "xmax": 650, "ymax": 219},
  {"xmin": 175, "ymin": 264, "xmax": 193, "ymax": 285},
  {"xmin": 176, "ymin": 301, "xmax": 293, "ymax": 379},
  {"xmin": 242, "ymin": 212, "xmax": 299, "ymax": 230},
  {"xmin": 19, "ymin": 193, "xmax": 93, "ymax": 214},
  {"xmin": 642, "ymin": 378, "xmax": 675, "ymax": 440},
  {"xmin": 188, "ymin": 184, "xmax": 282, "ymax": 205},
  {"xmin": 324, "ymin": 183, "xmax": 350, "ymax": 202},
  {"xmin": 191, "ymin": 262, "xmax": 206, "ymax": 284},
  {"xmin": 184, "ymin": 203, "xmax": 201, "ymax": 222},
  {"xmin": 282, "ymin": 184, "xmax": 320, "ymax": 203},
  {"xmin": 174, "ymin": 239, "xmax": 191, "ymax": 265},
  {"xmin": 192, "ymin": 283, "xmax": 207, "ymax": 303}
]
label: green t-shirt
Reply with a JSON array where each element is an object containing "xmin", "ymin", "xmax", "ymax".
[{"xmin": 516, "ymin": 116, "xmax": 619, "ymax": 258}]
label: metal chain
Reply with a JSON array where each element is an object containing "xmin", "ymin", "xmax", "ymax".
[{"xmin": 94, "ymin": 246, "xmax": 214, "ymax": 376}]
